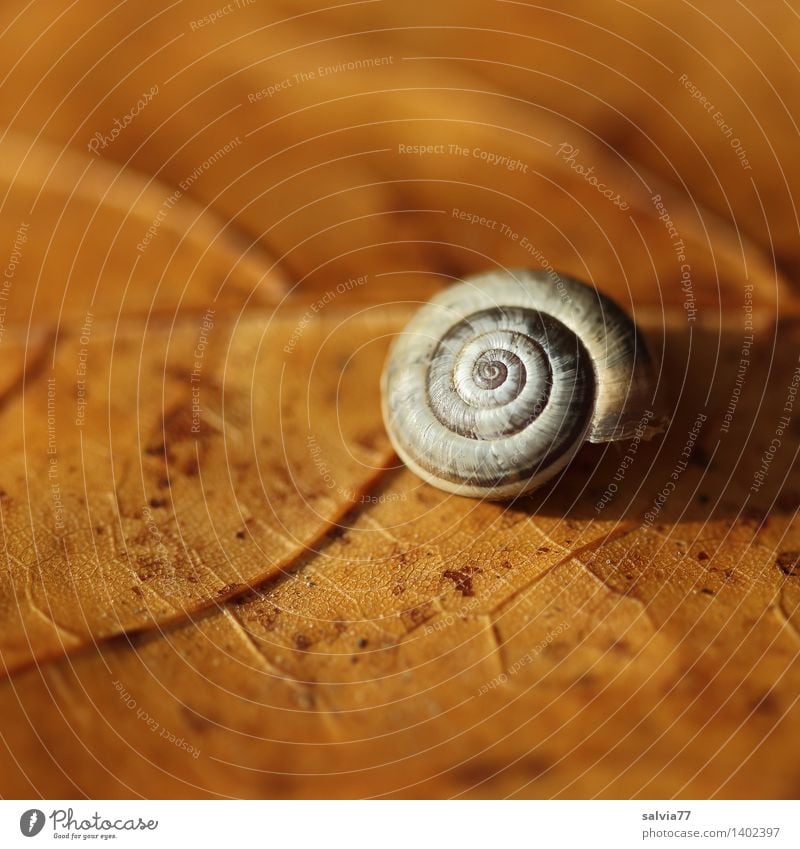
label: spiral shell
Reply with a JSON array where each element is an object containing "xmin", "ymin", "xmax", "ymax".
[{"xmin": 381, "ymin": 269, "xmax": 658, "ymax": 499}]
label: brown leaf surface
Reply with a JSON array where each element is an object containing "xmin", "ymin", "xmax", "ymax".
[
  {"xmin": 2, "ymin": 309, "xmax": 799, "ymax": 798},
  {"xmin": 0, "ymin": 309, "xmax": 397, "ymax": 674},
  {"xmin": 0, "ymin": 131, "xmax": 285, "ymax": 323},
  {"xmin": 0, "ymin": 137, "xmax": 396, "ymax": 674},
  {"xmin": 0, "ymin": 1, "xmax": 792, "ymax": 306},
  {"xmin": 3, "ymin": 84, "xmax": 786, "ymax": 677}
]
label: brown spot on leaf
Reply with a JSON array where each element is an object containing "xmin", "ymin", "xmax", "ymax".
[
  {"xmin": 162, "ymin": 401, "xmax": 202, "ymax": 444},
  {"xmin": 689, "ymin": 444, "xmax": 710, "ymax": 468},
  {"xmin": 443, "ymin": 567, "xmax": 481, "ymax": 597},
  {"xmin": 181, "ymin": 706, "xmax": 213, "ymax": 733},
  {"xmin": 294, "ymin": 633, "xmax": 312, "ymax": 650},
  {"xmin": 258, "ymin": 606, "xmax": 280, "ymax": 631},
  {"xmin": 182, "ymin": 455, "xmax": 200, "ymax": 477},
  {"xmin": 401, "ymin": 603, "xmax": 434, "ymax": 630},
  {"xmin": 751, "ymin": 690, "xmax": 780, "ymax": 716},
  {"xmin": 354, "ymin": 431, "xmax": 385, "ymax": 455},
  {"xmin": 776, "ymin": 551, "xmax": 800, "ymax": 576},
  {"xmin": 743, "ymin": 507, "xmax": 770, "ymax": 531}
]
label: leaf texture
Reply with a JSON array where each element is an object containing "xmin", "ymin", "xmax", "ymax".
[{"xmin": 0, "ymin": 0, "xmax": 798, "ymax": 801}]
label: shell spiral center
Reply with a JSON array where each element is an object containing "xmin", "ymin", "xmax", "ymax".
[{"xmin": 427, "ymin": 309, "xmax": 555, "ymax": 440}]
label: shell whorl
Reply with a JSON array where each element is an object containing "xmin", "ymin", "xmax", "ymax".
[{"xmin": 381, "ymin": 269, "xmax": 656, "ymax": 499}]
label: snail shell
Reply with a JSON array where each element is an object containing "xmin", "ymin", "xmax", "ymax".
[{"xmin": 381, "ymin": 269, "xmax": 659, "ymax": 499}]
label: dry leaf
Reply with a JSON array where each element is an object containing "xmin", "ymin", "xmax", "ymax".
[
  {"xmin": 0, "ymin": 2, "xmax": 794, "ymax": 301},
  {"xmin": 0, "ymin": 1, "xmax": 799, "ymax": 801},
  {"xmin": 2, "ymin": 306, "xmax": 798, "ymax": 798}
]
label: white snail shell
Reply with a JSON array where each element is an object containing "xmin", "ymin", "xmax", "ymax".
[{"xmin": 381, "ymin": 269, "xmax": 658, "ymax": 499}]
